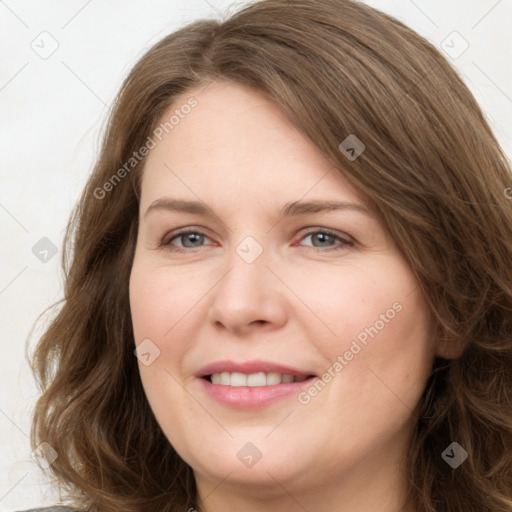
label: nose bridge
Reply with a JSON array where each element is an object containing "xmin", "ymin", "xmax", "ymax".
[
  {"xmin": 217, "ymin": 236, "xmax": 270, "ymax": 306},
  {"xmin": 208, "ymin": 235, "xmax": 287, "ymax": 332},
  {"xmin": 234, "ymin": 234, "xmax": 266, "ymax": 266}
]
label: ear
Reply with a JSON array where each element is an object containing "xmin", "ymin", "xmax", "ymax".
[{"xmin": 434, "ymin": 324, "xmax": 468, "ymax": 359}]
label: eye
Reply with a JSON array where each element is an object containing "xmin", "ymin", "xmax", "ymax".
[
  {"xmin": 298, "ymin": 228, "xmax": 353, "ymax": 250},
  {"xmin": 158, "ymin": 227, "xmax": 353, "ymax": 252},
  {"xmin": 161, "ymin": 229, "xmax": 214, "ymax": 250}
]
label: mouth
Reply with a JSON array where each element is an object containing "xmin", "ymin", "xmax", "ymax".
[
  {"xmin": 202, "ymin": 372, "xmax": 316, "ymax": 387},
  {"xmin": 195, "ymin": 360, "xmax": 318, "ymax": 408},
  {"xmin": 196, "ymin": 359, "xmax": 317, "ymax": 385}
]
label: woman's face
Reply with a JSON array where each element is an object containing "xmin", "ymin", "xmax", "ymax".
[{"xmin": 129, "ymin": 81, "xmax": 436, "ymax": 508}]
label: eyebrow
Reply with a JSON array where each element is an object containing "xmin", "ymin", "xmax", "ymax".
[{"xmin": 144, "ymin": 198, "xmax": 375, "ymax": 220}]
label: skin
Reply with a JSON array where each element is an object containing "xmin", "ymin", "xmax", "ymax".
[{"xmin": 129, "ymin": 80, "xmax": 453, "ymax": 512}]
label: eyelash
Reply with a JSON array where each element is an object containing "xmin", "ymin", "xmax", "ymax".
[{"xmin": 158, "ymin": 227, "xmax": 354, "ymax": 253}]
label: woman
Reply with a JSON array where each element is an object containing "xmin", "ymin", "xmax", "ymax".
[{"xmin": 25, "ymin": 0, "xmax": 512, "ymax": 511}]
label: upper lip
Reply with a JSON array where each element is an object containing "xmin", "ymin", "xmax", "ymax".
[{"xmin": 196, "ymin": 360, "xmax": 316, "ymax": 378}]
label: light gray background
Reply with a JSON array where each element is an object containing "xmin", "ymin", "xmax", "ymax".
[{"xmin": 1, "ymin": 1, "xmax": 511, "ymax": 510}]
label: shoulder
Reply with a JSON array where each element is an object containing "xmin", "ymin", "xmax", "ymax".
[{"xmin": 17, "ymin": 507, "xmax": 84, "ymax": 512}]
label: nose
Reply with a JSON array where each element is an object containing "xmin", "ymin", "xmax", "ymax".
[{"xmin": 208, "ymin": 246, "xmax": 288, "ymax": 336}]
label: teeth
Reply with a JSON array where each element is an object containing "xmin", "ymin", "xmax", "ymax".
[
  {"xmin": 208, "ymin": 372, "xmax": 310, "ymax": 387},
  {"xmin": 230, "ymin": 372, "xmax": 247, "ymax": 387},
  {"xmin": 266, "ymin": 372, "xmax": 281, "ymax": 385},
  {"xmin": 247, "ymin": 372, "xmax": 266, "ymax": 387}
]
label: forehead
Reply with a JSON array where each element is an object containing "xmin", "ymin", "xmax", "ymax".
[{"xmin": 139, "ymin": 81, "xmax": 369, "ymax": 210}]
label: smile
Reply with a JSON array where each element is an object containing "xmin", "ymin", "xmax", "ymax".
[
  {"xmin": 207, "ymin": 371, "xmax": 311, "ymax": 387},
  {"xmin": 196, "ymin": 361, "xmax": 318, "ymax": 408}
]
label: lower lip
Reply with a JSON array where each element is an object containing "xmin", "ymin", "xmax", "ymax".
[{"xmin": 197, "ymin": 377, "xmax": 317, "ymax": 408}]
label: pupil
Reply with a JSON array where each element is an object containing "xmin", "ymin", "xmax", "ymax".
[
  {"xmin": 184, "ymin": 233, "xmax": 203, "ymax": 247},
  {"xmin": 314, "ymin": 233, "xmax": 332, "ymax": 246}
]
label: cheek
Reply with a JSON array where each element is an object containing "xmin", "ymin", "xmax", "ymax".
[
  {"xmin": 129, "ymin": 266, "xmax": 162, "ymax": 342},
  {"xmin": 128, "ymin": 260, "xmax": 209, "ymax": 341},
  {"xmin": 326, "ymin": 282, "xmax": 433, "ymax": 423},
  {"xmin": 129, "ymin": 263, "xmax": 202, "ymax": 452},
  {"xmin": 366, "ymin": 287, "xmax": 434, "ymax": 392},
  {"xmin": 282, "ymin": 256, "xmax": 420, "ymax": 351},
  {"xmin": 294, "ymin": 255, "xmax": 434, "ymax": 402}
]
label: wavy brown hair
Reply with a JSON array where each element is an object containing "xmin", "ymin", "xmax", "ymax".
[{"xmin": 29, "ymin": 0, "xmax": 512, "ymax": 511}]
